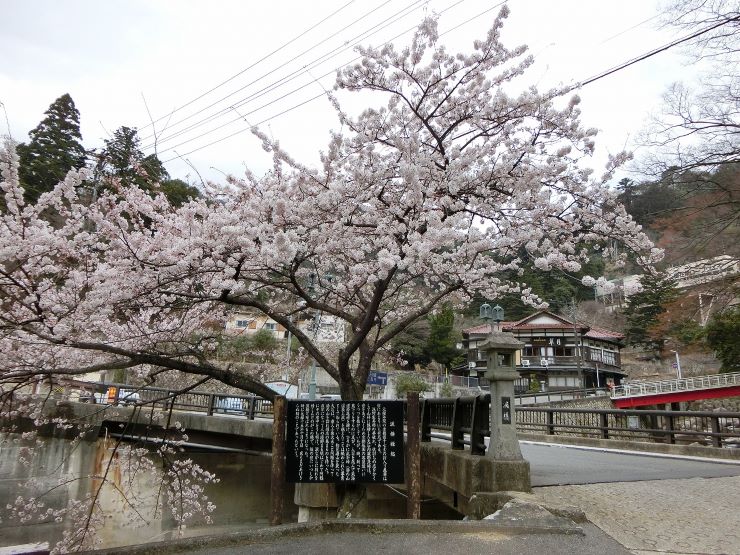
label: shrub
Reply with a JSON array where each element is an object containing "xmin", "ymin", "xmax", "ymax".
[{"xmin": 394, "ymin": 373, "xmax": 431, "ymax": 398}]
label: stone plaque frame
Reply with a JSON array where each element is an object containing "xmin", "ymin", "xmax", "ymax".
[{"xmin": 285, "ymin": 400, "xmax": 405, "ymax": 484}]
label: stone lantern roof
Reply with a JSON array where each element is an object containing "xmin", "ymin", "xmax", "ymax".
[{"xmin": 477, "ymin": 330, "xmax": 524, "ymax": 351}]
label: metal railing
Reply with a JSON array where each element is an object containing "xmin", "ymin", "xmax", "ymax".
[
  {"xmin": 517, "ymin": 406, "xmax": 740, "ymax": 448},
  {"xmin": 67, "ymin": 381, "xmax": 273, "ymax": 419},
  {"xmin": 612, "ymin": 372, "xmax": 740, "ymax": 398},
  {"xmin": 515, "ymin": 387, "xmax": 610, "ymax": 405},
  {"xmin": 420, "ymin": 396, "xmax": 740, "ymax": 453}
]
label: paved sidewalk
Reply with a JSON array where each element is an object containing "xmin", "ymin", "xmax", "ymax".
[{"xmin": 535, "ymin": 475, "xmax": 740, "ymax": 554}]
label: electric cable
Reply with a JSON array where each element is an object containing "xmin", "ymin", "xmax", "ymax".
[
  {"xmin": 138, "ymin": 0, "xmax": 358, "ymax": 133},
  {"xmin": 142, "ymin": 0, "xmax": 428, "ymax": 149}
]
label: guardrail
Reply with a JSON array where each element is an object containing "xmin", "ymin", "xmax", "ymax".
[
  {"xmin": 67, "ymin": 381, "xmax": 273, "ymax": 419},
  {"xmin": 420, "ymin": 396, "xmax": 740, "ymax": 453},
  {"xmin": 612, "ymin": 372, "xmax": 740, "ymax": 398}
]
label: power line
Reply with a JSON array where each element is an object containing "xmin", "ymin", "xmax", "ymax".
[
  {"xmin": 577, "ymin": 15, "xmax": 740, "ymax": 88},
  {"xmin": 138, "ymin": 0, "xmax": 357, "ymax": 133},
  {"xmin": 598, "ymin": 12, "xmax": 661, "ymax": 45},
  {"xmin": 160, "ymin": 7, "xmax": 740, "ymax": 170},
  {"xmin": 141, "ymin": 0, "xmax": 412, "ymax": 144},
  {"xmin": 142, "ymin": 0, "xmax": 427, "ymax": 149},
  {"xmin": 163, "ymin": 92, "xmax": 328, "ymax": 163},
  {"xmin": 149, "ymin": 0, "xmax": 438, "ymax": 155},
  {"xmin": 160, "ymin": 0, "xmax": 486, "ymax": 163}
]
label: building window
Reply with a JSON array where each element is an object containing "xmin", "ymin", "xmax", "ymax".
[
  {"xmin": 602, "ymin": 351, "xmax": 616, "ymax": 366},
  {"xmin": 236, "ymin": 320, "xmax": 249, "ymax": 328},
  {"xmin": 554, "ymin": 346, "xmax": 575, "ymax": 357},
  {"xmin": 549, "ymin": 376, "xmax": 579, "ymax": 388},
  {"xmin": 264, "ymin": 322, "xmax": 277, "ymax": 331}
]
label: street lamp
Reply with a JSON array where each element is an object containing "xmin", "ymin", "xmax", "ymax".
[
  {"xmin": 670, "ymin": 349, "xmax": 683, "ymax": 380},
  {"xmin": 480, "ymin": 303, "xmax": 504, "ymax": 330}
]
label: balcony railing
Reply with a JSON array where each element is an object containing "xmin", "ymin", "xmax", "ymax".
[{"xmin": 519, "ymin": 349, "xmax": 621, "ymax": 369}]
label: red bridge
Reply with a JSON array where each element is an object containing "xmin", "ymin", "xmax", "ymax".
[{"xmin": 611, "ymin": 372, "xmax": 740, "ymax": 408}]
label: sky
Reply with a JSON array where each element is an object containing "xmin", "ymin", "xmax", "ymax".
[{"xmin": 1, "ymin": 0, "xmax": 703, "ymax": 186}]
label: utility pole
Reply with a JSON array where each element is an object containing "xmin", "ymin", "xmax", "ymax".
[{"xmin": 569, "ymin": 300, "xmax": 584, "ymax": 389}]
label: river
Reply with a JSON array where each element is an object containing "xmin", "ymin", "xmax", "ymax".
[{"xmin": 0, "ymin": 435, "xmax": 297, "ymax": 551}]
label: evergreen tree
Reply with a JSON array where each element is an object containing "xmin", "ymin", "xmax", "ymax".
[
  {"xmin": 426, "ymin": 303, "xmax": 462, "ymax": 370},
  {"xmin": 160, "ymin": 178, "xmax": 201, "ymax": 208},
  {"xmin": 464, "ymin": 248, "xmax": 606, "ymax": 320},
  {"xmin": 95, "ymin": 126, "xmax": 199, "ymax": 206},
  {"xmin": 17, "ymin": 94, "xmax": 86, "ymax": 202},
  {"xmin": 95, "ymin": 126, "xmax": 167, "ymax": 190},
  {"xmin": 705, "ymin": 307, "xmax": 740, "ymax": 373},
  {"xmin": 624, "ymin": 272, "xmax": 679, "ymax": 348},
  {"xmin": 391, "ymin": 319, "xmax": 432, "ymax": 369}
]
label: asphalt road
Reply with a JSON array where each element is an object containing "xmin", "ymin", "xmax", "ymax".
[{"xmin": 521, "ymin": 441, "xmax": 740, "ymax": 486}]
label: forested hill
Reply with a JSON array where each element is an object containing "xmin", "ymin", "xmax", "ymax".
[{"xmin": 616, "ymin": 163, "xmax": 739, "ymax": 267}]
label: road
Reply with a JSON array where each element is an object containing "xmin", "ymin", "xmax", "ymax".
[
  {"xmin": 521, "ymin": 441, "xmax": 740, "ymax": 486},
  {"xmin": 523, "ymin": 442, "xmax": 740, "ymax": 553}
]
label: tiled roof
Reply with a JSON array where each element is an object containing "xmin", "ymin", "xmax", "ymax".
[
  {"xmin": 585, "ymin": 326, "xmax": 625, "ymax": 341},
  {"xmin": 464, "ymin": 323, "xmax": 514, "ymax": 334},
  {"xmin": 463, "ymin": 310, "xmax": 624, "ymax": 343}
]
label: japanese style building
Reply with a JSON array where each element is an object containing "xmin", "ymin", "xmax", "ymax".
[{"xmin": 461, "ymin": 310, "xmax": 625, "ymax": 393}]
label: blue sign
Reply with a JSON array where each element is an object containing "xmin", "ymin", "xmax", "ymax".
[{"xmin": 367, "ymin": 371, "xmax": 388, "ymax": 386}]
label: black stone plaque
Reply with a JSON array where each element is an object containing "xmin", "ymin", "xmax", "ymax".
[
  {"xmin": 501, "ymin": 396, "xmax": 512, "ymax": 424},
  {"xmin": 285, "ymin": 400, "xmax": 405, "ymax": 483}
]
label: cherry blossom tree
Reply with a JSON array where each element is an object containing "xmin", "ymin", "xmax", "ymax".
[
  {"xmin": 1, "ymin": 8, "xmax": 659, "ymax": 408},
  {"xmin": 1, "ymin": 8, "xmax": 665, "ymax": 546}
]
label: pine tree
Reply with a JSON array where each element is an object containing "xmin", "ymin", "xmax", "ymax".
[
  {"xmin": 17, "ymin": 94, "xmax": 86, "ymax": 202},
  {"xmin": 624, "ymin": 272, "xmax": 679, "ymax": 348}
]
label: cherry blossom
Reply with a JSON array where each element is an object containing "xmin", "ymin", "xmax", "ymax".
[{"xmin": 0, "ymin": 10, "xmax": 658, "ymax": 404}]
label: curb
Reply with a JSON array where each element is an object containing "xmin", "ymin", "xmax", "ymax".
[{"xmin": 85, "ymin": 518, "xmax": 584, "ymax": 554}]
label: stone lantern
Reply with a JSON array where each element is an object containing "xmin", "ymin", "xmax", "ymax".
[{"xmin": 477, "ymin": 305, "xmax": 525, "ymax": 462}]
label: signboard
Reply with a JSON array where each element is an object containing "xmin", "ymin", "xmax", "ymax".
[
  {"xmin": 367, "ymin": 371, "xmax": 388, "ymax": 386},
  {"xmin": 286, "ymin": 400, "xmax": 404, "ymax": 483},
  {"xmin": 501, "ymin": 396, "xmax": 512, "ymax": 424},
  {"xmin": 266, "ymin": 381, "xmax": 298, "ymax": 398}
]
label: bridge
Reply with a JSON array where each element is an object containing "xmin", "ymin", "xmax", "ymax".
[
  {"xmin": 15, "ymin": 379, "xmax": 740, "ymax": 519},
  {"xmin": 610, "ymin": 372, "xmax": 740, "ymax": 408},
  {"xmin": 40, "ymin": 379, "xmax": 740, "ymax": 454}
]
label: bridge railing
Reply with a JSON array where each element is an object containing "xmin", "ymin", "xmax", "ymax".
[
  {"xmin": 420, "ymin": 394, "xmax": 490, "ymax": 454},
  {"xmin": 611, "ymin": 372, "xmax": 740, "ymax": 398},
  {"xmin": 515, "ymin": 387, "xmax": 610, "ymax": 405},
  {"xmin": 517, "ymin": 406, "xmax": 740, "ymax": 448},
  {"xmin": 420, "ymin": 397, "xmax": 740, "ymax": 452},
  {"xmin": 68, "ymin": 381, "xmax": 273, "ymax": 419}
]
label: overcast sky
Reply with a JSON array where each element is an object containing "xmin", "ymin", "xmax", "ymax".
[{"xmin": 1, "ymin": 0, "xmax": 701, "ymax": 185}]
